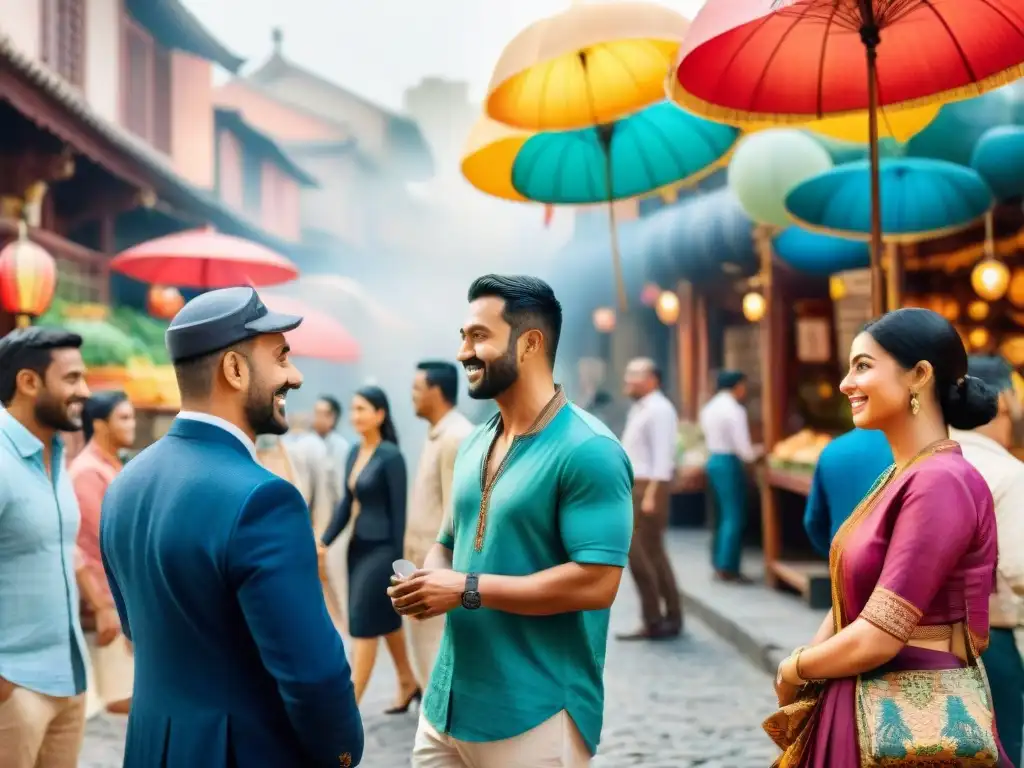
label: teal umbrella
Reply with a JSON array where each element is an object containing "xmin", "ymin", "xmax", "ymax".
[
  {"xmin": 785, "ymin": 159, "xmax": 993, "ymax": 244},
  {"xmin": 971, "ymin": 126, "xmax": 1024, "ymax": 200},
  {"xmin": 464, "ymin": 100, "xmax": 739, "ymax": 309},
  {"xmin": 509, "ymin": 101, "xmax": 738, "ymax": 204},
  {"xmin": 905, "ymin": 83, "xmax": 1024, "ymax": 166},
  {"xmin": 773, "ymin": 228, "xmax": 869, "ymax": 276}
]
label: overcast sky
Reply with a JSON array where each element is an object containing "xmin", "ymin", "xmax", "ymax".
[{"xmin": 182, "ymin": 0, "xmax": 708, "ymax": 111}]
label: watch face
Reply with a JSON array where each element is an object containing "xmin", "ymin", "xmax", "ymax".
[{"xmin": 462, "ymin": 591, "xmax": 482, "ymax": 610}]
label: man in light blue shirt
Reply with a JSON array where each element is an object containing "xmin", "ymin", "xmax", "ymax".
[{"xmin": 0, "ymin": 327, "xmax": 93, "ymax": 767}]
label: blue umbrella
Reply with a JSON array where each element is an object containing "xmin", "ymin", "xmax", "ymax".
[
  {"xmin": 971, "ymin": 126, "xmax": 1024, "ymax": 200},
  {"xmin": 772, "ymin": 228, "xmax": 869, "ymax": 276},
  {"xmin": 508, "ymin": 101, "xmax": 739, "ymax": 204},
  {"xmin": 784, "ymin": 158, "xmax": 993, "ymax": 244}
]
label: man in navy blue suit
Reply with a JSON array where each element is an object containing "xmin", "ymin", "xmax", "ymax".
[{"xmin": 100, "ymin": 287, "xmax": 363, "ymax": 767}]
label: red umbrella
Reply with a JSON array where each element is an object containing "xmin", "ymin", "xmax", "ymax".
[
  {"xmin": 669, "ymin": 0, "xmax": 1024, "ymax": 314},
  {"xmin": 262, "ymin": 293, "xmax": 361, "ymax": 364},
  {"xmin": 111, "ymin": 227, "xmax": 298, "ymax": 288}
]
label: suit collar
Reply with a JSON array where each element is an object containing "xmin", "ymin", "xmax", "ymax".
[{"xmin": 168, "ymin": 415, "xmax": 257, "ymax": 461}]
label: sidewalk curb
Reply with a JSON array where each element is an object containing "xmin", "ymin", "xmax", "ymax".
[{"xmin": 680, "ymin": 588, "xmax": 786, "ymax": 676}]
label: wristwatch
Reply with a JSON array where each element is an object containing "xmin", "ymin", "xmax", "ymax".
[{"xmin": 462, "ymin": 573, "xmax": 481, "ymax": 610}]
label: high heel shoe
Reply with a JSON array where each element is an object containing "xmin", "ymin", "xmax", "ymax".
[{"xmin": 384, "ymin": 687, "xmax": 422, "ymax": 715}]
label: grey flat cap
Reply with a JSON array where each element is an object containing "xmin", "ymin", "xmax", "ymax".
[{"xmin": 165, "ymin": 287, "xmax": 302, "ymax": 364}]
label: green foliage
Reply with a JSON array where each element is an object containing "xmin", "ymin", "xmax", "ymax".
[{"xmin": 35, "ymin": 301, "xmax": 170, "ymax": 367}]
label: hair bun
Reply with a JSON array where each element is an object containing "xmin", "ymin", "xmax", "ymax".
[{"xmin": 942, "ymin": 375, "xmax": 999, "ymax": 430}]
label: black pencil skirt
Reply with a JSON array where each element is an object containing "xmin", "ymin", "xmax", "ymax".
[{"xmin": 347, "ymin": 535, "xmax": 402, "ymax": 638}]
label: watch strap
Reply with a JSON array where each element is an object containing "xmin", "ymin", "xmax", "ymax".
[{"xmin": 464, "ymin": 573, "xmax": 479, "ymax": 593}]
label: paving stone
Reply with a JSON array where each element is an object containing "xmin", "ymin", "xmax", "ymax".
[{"xmin": 80, "ymin": 534, "xmax": 785, "ymax": 766}]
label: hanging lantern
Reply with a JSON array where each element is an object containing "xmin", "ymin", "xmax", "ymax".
[
  {"xmin": 147, "ymin": 285, "xmax": 185, "ymax": 320},
  {"xmin": 742, "ymin": 291, "xmax": 766, "ymax": 322},
  {"xmin": 654, "ymin": 291, "xmax": 680, "ymax": 325},
  {"xmin": 1008, "ymin": 269, "xmax": 1024, "ymax": 308},
  {"xmin": 640, "ymin": 282, "xmax": 661, "ymax": 307},
  {"xmin": 966, "ymin": 300, "xmax": 990, "ymax": 322},
  {"xmin": 971, "ymin": 259, "xmax": 1010, "ymax": 301},
  {"xmin": 0, "ymin": 221, "xmax": 57, "ymax": 327},
  {"xmin": 592, "ymin": 307, "xmax": 616, "ymax": 333},
  {"xmin": 829, "ymin": 275, "xmax": 847, "ymax": 301},
  {"xmin": 968, "ymin": 327, "xmax": 991, "ymax": 350}
]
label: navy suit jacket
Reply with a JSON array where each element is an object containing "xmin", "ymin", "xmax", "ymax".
[{"xmin": 100, "ymin": 418, "xmax": 363, "ymax": 767}]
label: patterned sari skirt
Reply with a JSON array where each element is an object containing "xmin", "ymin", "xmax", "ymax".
[{"xmin": 793, "ymin": 647, "xmax": 1012, "ymax": 767}]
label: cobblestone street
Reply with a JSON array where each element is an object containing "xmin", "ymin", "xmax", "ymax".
[{"xmin": 80, "ymin": 570, "xmax": 780, "ymax": 767}]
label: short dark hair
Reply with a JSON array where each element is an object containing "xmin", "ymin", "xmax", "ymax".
[
  {"xmin": 0, "ymin": 327, "xmax": 83, "ymax": 406},
  {"xmin": 417, "ymin": 361, "xmax": 459, "ymax": 405},
  {"xmin": 467, "ymin": 274, "xmax": 562, "ymax": 367},
  {"xmin": 172, "ymin": 342, "xmax": 251, "ymax": 400},
  {"xmin": 82, "ymin": 390, "xmax": 129, "ymax": 442},
  {"xmin": 318, "ymin": 395, "xmax": 342, "ymax": 421},
  {"xmin": 717, "ymin": 370, "xmax": 746, "ymax": 391},
  {"xmin": 966, "ymin": 355, "xmax": 1014, "ymax": 394}
]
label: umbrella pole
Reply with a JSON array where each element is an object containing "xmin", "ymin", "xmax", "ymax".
[
  {"xmin": 599, "ymin": 124, "xmax": 628, "ymax": 312},
  {"xmin": 862, "ymin": 11, "xmax": 885, "ymax": 317}
]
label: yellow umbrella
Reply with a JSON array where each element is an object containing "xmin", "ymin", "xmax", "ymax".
[
  {"xmin": 461, "ymin": 117, "xmax": 530, "ymax": 202},
  {"xmin": 485, "ymin": 1, "xmax": 690, "ymax": 131},
  {"xmin": 741, "ymin": 103, "xmax": 941, "ymax": 144}
]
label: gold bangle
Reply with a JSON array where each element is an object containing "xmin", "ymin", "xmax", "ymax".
[{"xmin": 792, "ymin": 647, "xmax": 808, "ymax": 685}]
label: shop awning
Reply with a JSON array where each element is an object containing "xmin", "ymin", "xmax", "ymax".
[{"xmin": 636, "ymin": 188, "xmax": 757, "ymax": 284}]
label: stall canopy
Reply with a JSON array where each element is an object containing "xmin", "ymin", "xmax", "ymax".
[{"xmin": 636, "ymin": 188, "xmax": 757, "ymax": 285}]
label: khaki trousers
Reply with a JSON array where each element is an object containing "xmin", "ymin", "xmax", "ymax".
[
  {"xmin": 86, "ymin": 634, "xmax": 134, "ymax": 706},
  {"xmin": 412, "ymin": 710, "xmax": 590, "ymax": 767},
  {"xmin": 406, "ymin": 615, "xmax": 444, "ymax": 689},
  {"xmin": 0, "ymin": 687, "xmax": 86, "ymax": 768}
]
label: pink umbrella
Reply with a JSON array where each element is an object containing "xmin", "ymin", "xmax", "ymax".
[
  {"xmin": 110, "ymin": 227, "xmax": 298, "ymax": 288},
  {"xmin": 262, "ymin": 293, "xmax": 361, "ymax": 364}
]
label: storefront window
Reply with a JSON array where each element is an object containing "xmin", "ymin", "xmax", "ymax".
[{"xmin": 54, "ymin": 256, "xmax": 102, "ymax": 303}]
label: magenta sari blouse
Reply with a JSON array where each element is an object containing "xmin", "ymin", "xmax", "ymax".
[{"xmin": 835, "ymin": 445, "xmax": 998, "ymax": 652}]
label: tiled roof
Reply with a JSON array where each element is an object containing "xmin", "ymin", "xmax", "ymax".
[
  {"xmin": 0, "ymin": 32, "xmax": 294, "ymax": 255},
  {"xmin": 215, "ymin": 108, "xmax": 318, "ymax": 186},
  {"xmin": 126, "ymin": 0, "xmax": 244, "ymax": 73}
]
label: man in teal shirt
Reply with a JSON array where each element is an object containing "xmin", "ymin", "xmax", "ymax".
[{"xmin": 389, "ymin": 275, "xmax": 634, "ymax": 766}]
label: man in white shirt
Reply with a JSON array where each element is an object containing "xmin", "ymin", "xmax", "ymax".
[
  {"xmin": 617, "ymin": 358, "xmax": 682, "ymax": 640},
  {"xmin": 699, "ymin": 370, "xmax": 759, "ymax": 583},
  {"xmin": 950, "ymin": 356, "xmax": 1024, "ymax": 768},
  {"xmin": 405, "ymin": 361, "xmax": 473, "ymax": 687}
]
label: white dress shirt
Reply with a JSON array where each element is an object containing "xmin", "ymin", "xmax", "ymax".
[
  {"xmin": 621, "ymin": 389, "xmax": 679, "ymax": 482},
  {"xmin": 177, "ymin": 411, "xmax": 257, "ymax": 461},
  {"xmin": 699, "ymin": 391, "xmax": 756, "ymax": 462},
  {"xmin": 951, "ymin": 428, "xmax": 1024, "ymax": 628}
]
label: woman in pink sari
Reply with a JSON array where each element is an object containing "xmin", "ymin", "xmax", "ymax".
[{"xmin": 770, "ymin": 308, "xmax": 1011, "ymax": 766}]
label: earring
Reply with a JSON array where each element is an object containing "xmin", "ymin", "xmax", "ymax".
[{"xmin": 910, "ymin": 391, "xmax": 920, "ymax": 416}]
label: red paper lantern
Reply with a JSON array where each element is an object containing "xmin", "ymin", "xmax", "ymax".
[
  {"xmin": 147, "ymin": 285, "xmax": 185, "ymax": 320},
  {"xmin": 0, "ymin": 226, "xmax": 57, "ymax": 324}
]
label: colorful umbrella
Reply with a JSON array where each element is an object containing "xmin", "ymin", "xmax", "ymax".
[
  {"xmin": 485, "ymin": 1, "xmax": 690, "ymax": 131},
  {"xmin": 261, "ymin": 293, "xmax": 361, "ymax": 364},
  {"xmin": 972, "ymin": 126, "xmax": 1024, "ymax": 199},
  {"xmin": 482, "ymin": 1, "xmax": 692, "ymax": 309},
  {"xmin": 773, "ymin": 228, "xmax": 870, "ymax": 276},
  {"xmin": 785, "ymin": 158, "xmax": 993, "ymax": 307},
  {"xmin": 669, "ymin": 0, "xmax": 1024, "ymax": 314},
  {"xmin": 111, "ymin": 227, "xmax": 299, "ymax": 289},
  {"xmin": 463, "ymin": 101, "xmax": 737, "ymax": 204},
  {"xmin": 785, "ymin": 159, "xmax": 993, "ymax": 243}
]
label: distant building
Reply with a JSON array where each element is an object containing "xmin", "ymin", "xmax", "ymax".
[{"xmin": 0, "ymin": 0, "xmax": 291, "ymax": 335}]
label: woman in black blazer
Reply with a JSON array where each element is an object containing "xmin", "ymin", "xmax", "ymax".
[{"xmin": 320, "ymin": 386, "xmax": 419, "ymax": 712}]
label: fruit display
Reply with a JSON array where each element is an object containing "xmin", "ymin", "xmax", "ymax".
[
  {"xmin": 769, "ymin": 429, "xmax": 832, "ymax": 471},
  {"xmin": 37, "ymin": 300, "xmax": 179, "ymax": 409}
]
